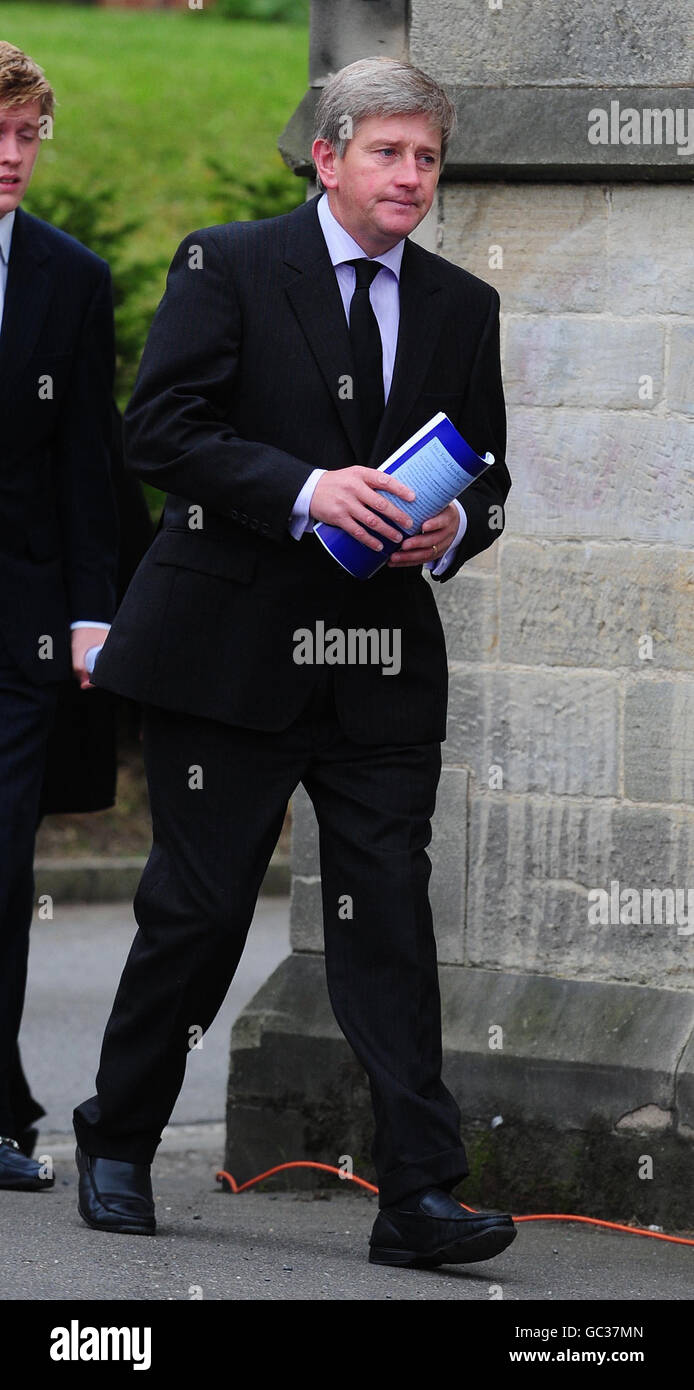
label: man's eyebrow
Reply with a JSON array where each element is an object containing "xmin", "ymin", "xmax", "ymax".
[{"xmin": 364, "ymin": 138, "xmax": 441, "ymax": 153}]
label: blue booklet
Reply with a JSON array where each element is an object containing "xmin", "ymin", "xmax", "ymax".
[{"xmin": 313, "ymin": 413, "xmax": 494, "ymax": 579}]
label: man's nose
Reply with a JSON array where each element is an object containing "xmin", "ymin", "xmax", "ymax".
[
  {"xmin": 395, "ymin": 156, "xmax": 421, "ymax": 186},
  {"xmin": 0, "ymin": 137, "xmax": 22, "ymax": 163}
]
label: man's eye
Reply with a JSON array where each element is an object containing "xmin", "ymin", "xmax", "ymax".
[{"xmin": 377, "ymin": 148, "xmax": 396, "ymax": 156}]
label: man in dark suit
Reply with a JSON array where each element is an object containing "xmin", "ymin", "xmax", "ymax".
[
  {"xmin": 74, "ymin": 57, "xmax": 515, "ymax": 1268},
  {"xmin": 0, "ymin": 43, "xmax": 118, "ymax": 1190}
]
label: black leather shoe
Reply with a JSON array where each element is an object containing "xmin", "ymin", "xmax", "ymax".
[
  {"xmin": 0, "ymin": 1136, "xmax": 54, "ymax": 1191},
  {"xmin": 369, "ymin": 1187, "xmax": 516, "ymax": 1267},
  {"xmin": 76, "ymin": 1146, "xmax": 155, "ymax": 1235}
]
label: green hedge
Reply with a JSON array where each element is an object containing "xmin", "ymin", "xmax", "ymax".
[
  {"xmin": 217, "ymin": 0, "xmax": 309, "ymax": 20},
  {"xmin": 23, "ymin": 182, "xmax": 165, "ymax": 404}
]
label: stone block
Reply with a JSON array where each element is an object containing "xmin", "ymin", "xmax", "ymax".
[
  {"xmin": 440, "ymin": 967, "xmax": 693, "ymax": 1128},
  {"xmin": 280, "ymin": 85, "xmax": 694, "ymax": 181},
  {"xmin": 226, "ymin": 953, "xmax": 694, "ymax": 1221},
  {"xmin": 290, "ymin": 784, "xmax": 320, "ymax": 878},
  {"xmin": 499, "ymin": 539, "xmax": 694, "ymax": 671},
  {"xmin": 309, "ymin": 0, "xmax": 407, "ymax": 82},
  {"xmin": 504, "ymin": 316, "xmax": 664, "ymax": 409},
  {"xmin": 441, "ymin": 184, "xmax": 608, "ymax": 313},
  {"xmin": 675, "ymin": 1028, "xmax": 694, "ymax": 1130},
  {"xmin": 409, "ymin": 0, "xmax": 694, "ymax": 87},
  {"xmin": 446, "ymin": 668, "xmax": 619, "ymax": 795},
  {"xmin": 290, "ymin": 786, "xmax": 322, "ymax": 951},
  {"xmin": 608, "ymin": 188, "xmax": 694, "ymax": 315},
  {"xmin": 466, "ymin": 795, "xmax": 694, "ymax": 986},
  {"xmin": 667, "ymin": 322, "xmax": 694, "ymax": 413},
  {"xmin": 429, "ymin": 766, "xmax": 468, "ymax": 964},
  {"xmin": 434, "ymin": 570, "xmax": 499, "ymax": 663},
  {"xmin": 624, "ymin": 678, "xmax": 694, "ymax": 803},
  {"xmin": 505, "ymin": 409, "xmax": 693, "ymax": 544},
  {"xmin": 289, "ymin": 875, "xmax": 323, "ymax": 953}
]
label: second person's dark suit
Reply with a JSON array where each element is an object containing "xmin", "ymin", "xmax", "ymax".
[{"xmin": 0, "ymin": 207, "xmax": 117, "ymax": 1138}]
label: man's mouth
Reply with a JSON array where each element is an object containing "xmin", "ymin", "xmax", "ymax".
[{"xmin": 0, "ymin": 177, "xmax": 20, "ymax": 186}]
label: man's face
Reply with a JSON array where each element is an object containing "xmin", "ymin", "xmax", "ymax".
[
  {"xmin": 0, "ymin": 99, "xmax": 42, "ymax": 216},
  {"xmin": 312, "ymin": 112, "xmax": 442, "ymax": 256}
]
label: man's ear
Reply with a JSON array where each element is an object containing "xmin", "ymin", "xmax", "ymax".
[{"xmin": 311, "ymin": 138, "xmax": 339, "ymax": 190}]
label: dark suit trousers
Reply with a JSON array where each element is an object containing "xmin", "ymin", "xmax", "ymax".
[
  {"xmin": 73, "ymin": 673, "xmax": 468, "ymax": 1207},
  {"xmin": 0, "ymin": 633, "xmax": 57, "ymax": 1134}
]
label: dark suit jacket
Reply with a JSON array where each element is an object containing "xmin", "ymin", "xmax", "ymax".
[
  {"xmin": 0, "ymin": 207, "xmax": 118, "ymax": 686},
  {"xmin": 95, "ymin": 194, "xmax": 510, "ymax": 745}
]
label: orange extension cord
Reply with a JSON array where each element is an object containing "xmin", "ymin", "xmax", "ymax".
[{"xmin": 215, "ymin": 1160, "xmax": 694, "ymax": 1247}]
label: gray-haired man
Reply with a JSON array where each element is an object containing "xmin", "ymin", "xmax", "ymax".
[{"xmin": 74, "ymin": 57, "xmax": 516, "ymax": 1270}]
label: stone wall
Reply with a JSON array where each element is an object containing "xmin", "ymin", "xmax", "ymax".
[
  {"xmin": 434, "ymin": 180, "xmax": 694, "ymax": 990},
  {"xmin": 409, "ymin": 0, "xmax": 694, "ymax": 86}
]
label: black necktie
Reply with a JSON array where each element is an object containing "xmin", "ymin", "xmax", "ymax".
[{"xmin": 346, "ymin": 258, "xmax": 385, "ymax": 461}]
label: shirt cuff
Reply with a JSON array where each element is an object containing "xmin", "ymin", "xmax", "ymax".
[
  {"xmin": 289, "ymin": 469, "xmax": 326, "ymax": 539},
  {"xmin": 425, "ymin": 500, "xmax": 468, "ymax": 576},
  {"xmin": 70, "ymin": 621, "xmax": 112, "ymax": 631}
]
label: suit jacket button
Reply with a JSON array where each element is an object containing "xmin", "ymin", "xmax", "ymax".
[
  {"xmin": 231, "ymin": 509, "xmax": 238, "ymax": 519},
  {"xmin": 249, "ymin": 518, "xmax": 259, "ymax": 530}
]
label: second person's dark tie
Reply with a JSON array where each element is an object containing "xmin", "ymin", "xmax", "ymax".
[{"xmin": 346, "ymin": 258, "xmax": 385, "ymax": 461}]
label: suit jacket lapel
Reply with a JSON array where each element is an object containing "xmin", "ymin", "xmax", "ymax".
[
  {"xmin": 0, "ymin": 207, "xmax": 53, "ymax": 388},
  {"xmin": 283, "ymin": 197, "xmax": 363, "ymax": 463}
]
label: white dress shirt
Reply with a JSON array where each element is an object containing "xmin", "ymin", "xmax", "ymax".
[{"xmin": 288, "ymin": 192, "xmax": 467, "ymax": 576}]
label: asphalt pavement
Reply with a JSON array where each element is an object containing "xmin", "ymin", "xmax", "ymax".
[{"xmin": 18, "ymin": 897, "xmax": 290, "ymax": 1132}]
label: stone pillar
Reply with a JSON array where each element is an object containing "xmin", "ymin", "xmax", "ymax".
[{"xmin": 227, "ymin": 0, "xmax": 694, "ymax": 1225}]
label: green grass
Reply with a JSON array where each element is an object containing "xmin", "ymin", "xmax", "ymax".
[{"xmin": 3, "ymin": 4, "xmax": 308, "ymax": 267}]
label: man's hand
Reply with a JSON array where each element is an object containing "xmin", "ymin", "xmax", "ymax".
[
  {"xmin": 309, "ymin": 466, "xmax": 416, "ymax": 552},
  {"xmin": 71, "ymin": 627, "xmax": 107, "ymax": 691},
  {"xmin": 387, "ymin": 503, "xmax": 459, "ymax": 568}
]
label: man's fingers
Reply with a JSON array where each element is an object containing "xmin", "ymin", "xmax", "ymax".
[
  {"xmin": 361, "ymin": 468, "xmax": 415, "ymax": 503},
  {"xmin": 311, "ymin": 467, "xmax": 420, "ymax": 541},
  {"xmin": 72, "ymin": 664, "xmax": 93, "ymax": 690},
  {"xmin": 344, "ymin": 520, "xmax": 384, "ymax": 552},
  {"xmin": 391, "ymin": 544, "xmax": 432, "ymax": 561},
  {"xmin": 343, "ymin": 501, "xmax": 413, "ymax": 550},
  {"xmin": 399, "ymin": 526, "xmax": 446, "ymax": 551},
  {"xmin": 354, "ymin": 510, "xmax": 405, "ymax": 544},
  {"xmin": 390, "ymin": 514, "xmax": 458, "ymax": 565},
  {"xmin": 357, "ymin": 485, "xmax": 413, "ymax": 532},
  {"xmin": 310, "ymin": 468, "xmax": 417, "ymax": 535},
  {"xmin": 388, "ymin": 540, "xmax": 442, "ymax": 566}
]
